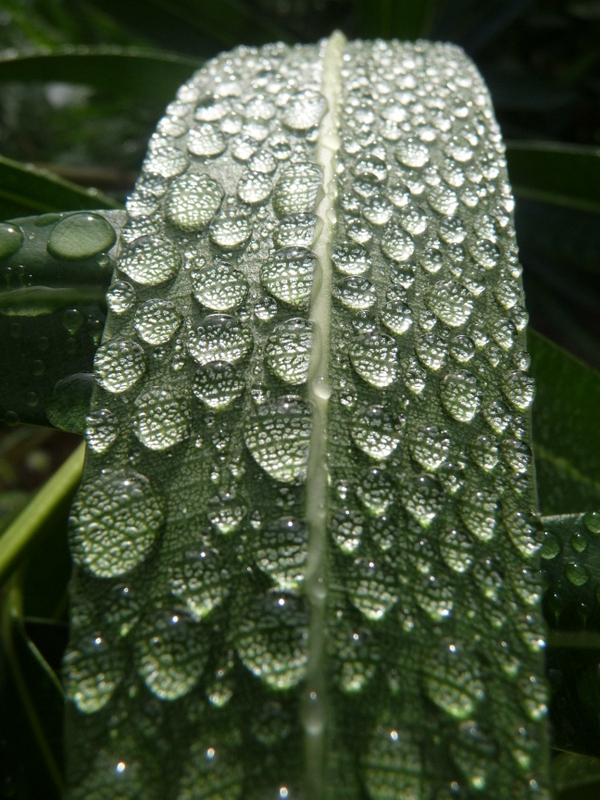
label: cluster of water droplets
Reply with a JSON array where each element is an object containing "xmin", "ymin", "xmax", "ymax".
[
  {"xmin": 63, "ymin": 35, "xmax": 549, "ymax": 800},
  {"xmin": 326, "ymin": 38, "xmax": 548, "ymax": 799}
]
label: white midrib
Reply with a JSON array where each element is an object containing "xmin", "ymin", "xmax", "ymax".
[{"xmin": 304, "ymin": 30, "xmax": 346, "ymax": 799}]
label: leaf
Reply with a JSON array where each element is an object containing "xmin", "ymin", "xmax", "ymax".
[
  {"xmin": 59, "ymin": 34, "xmax": 551, "ymax": 799},
  {"xmin": 85, "ymin": 0, "xmax": 293, "ymax": 55},
  {"xmin": 0, "ymin": 211, "xmax": 125, "ymax": 427},
  {"xmin": 529, "ymin": 330, "xmax": 600, "ymax": 514},
  {"xmin": 0, "ymin": 154, "xmax": 120, "ymax": 219},
  {"xmin": 552, "ymin": 752, "xmax": 600, "ymax": 798},
  {"xmin": 355, "ymin": 0, "xmax": 441, "ymax": 40},
  {"xmin": 507, "ymin": 141, "xmax": 600, "ymax": 214},
  {"xmin": 0, "ymin": 47, "xmax": 204, "ymax": 105}
]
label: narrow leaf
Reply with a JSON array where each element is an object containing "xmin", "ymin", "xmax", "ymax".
[
  {"xmin": 0, "ymin": 47, "xmax": 203, "ymax": 105},
  {"xmin": 507, "ymin": 141, "xmax": 600, "ymax": 214},
  {"xmin": 0, "ymin": 155, "xmax": 120, "ymax": 219}
]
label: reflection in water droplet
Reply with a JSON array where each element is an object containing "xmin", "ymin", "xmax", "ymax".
[
  {"xmin": 255, "ymin": 518, "xmax": 308, "ymax": 590},
  {"xmin": 350, "ymin": 406, "xmax": 402, "ymax": 460},
  {"xmin": 169, "ymin": 548, "xmax": 229, "ymax": 620},
  {"xmin": 350, "ymin": 333, "xmax": 398, "ymax": 389},
  {"xmin": 86, "ymin": 408, "xmax": 119, "ymax": 453},
  {"xmin": 47, "ymin": 213, "xmax": 116, "ymax": 261},
  {"xmin": 134, "ymin": 299, "xmax": 182, "ymax": 345},
  {"xmin": 440, "ymin": 371, "xmax": 480, "ymax": 422}
]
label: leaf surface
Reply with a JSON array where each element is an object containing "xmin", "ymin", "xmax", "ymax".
[{"xmin": 55, "ymin": 35, "xmax": 551, "ymax": 800}]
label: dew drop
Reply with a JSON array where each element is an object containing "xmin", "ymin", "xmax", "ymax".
[
  {"xmin": 188, "ymin": 315, "xmax": 253, "ymax": 366},
  {"xmin": 265, "ymin": 318, "xmax": 312, "ymax": 385},
  {"xmin": 94, "ymin": 339, "xmax": 146, "ymax": 394},
  {"xmin": 165, "ymin": 173, "xmax": 223, "ymax": 232},
  {"xmin": 244, "ymin": 395, "xmax": 311, "ymax": 483},
  {"xmin": 133, "ymin": 388, "xmax": 189, "ymax": 450},
  {"xmin": 192, "ymin": 263, "xmax": 249, "ymax": 312},
  {"xmin": 350, "ymin": 333, "xmax": 398, "ymax": 389},
  {"xmin": 134, "ymin": 299, "xmax": 182, "ymax": 345},
  {"xmin": 47, "ymin": 213, "xmax": 116, "ymax": 261},
  {"xmin": 350, "ymin": 406, "xmax": 401, "ymax": 460},
  {"xmin": 188, "ymin": 123, "xmax": 227, "ymax": 157},
  {"xmin": 440, "ymin": 371, "xmax": 480, "ymax": 422},
  {"xmin": 192, "ymin": 362, "xmax": 245, "ymax": 409},
  {"xmin": 261, "ymin": 247, "xmax": 315, "ymax": 308},
  {"xmin": 120, "ymin": 235, "xmax": 181, "ymax": 286}
]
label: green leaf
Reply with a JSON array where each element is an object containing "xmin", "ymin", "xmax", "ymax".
[
  {"xmin": 0, "ymin": 154, "xmax": 120, "ymax": 219},
  {"xmin": 0, "ymin": 46, "xmax": 203, "ymax": 105},
  {"xmin": 507, "ymin": 141, "xmax": 600, "ymax": 214},
  {"xmin": 60, "ymin": 34, "xmax": 551, "ymax": 799},
  {"xmin": 529, "ymin": 330, "xmax": 600, "ymax": 514},
  {"xmin": 552, "ymin": 752, "xmax": 600, "ymax": 799},
  {"xmin": 86, "ymin": 0, "xmax": 293, "ymax": 54},
  {"xmin": 355, "ymin": 0, "xmax": 442, "ymax": 39}
]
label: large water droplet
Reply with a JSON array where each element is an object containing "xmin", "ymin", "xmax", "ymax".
[
  {"xmin": 265, "ymin": 318, "xmax": 312, "ymax": 385},
  {"xmin": 188, "ymin": 123, "xmax": 227, "ymax": 157},
  {"xmin": 209, "ymin": 206, "xmax": 252, "ymax": 250},
  {"xmin": 255, "ymin": 518, "xmax": 308, "ymax": 590},
  {"xmin": 424, "ymin": 640, "xmax": 485, "ymax": 719},
  {"xmin": 192, "ymin": 263, "xmax": 249, "ymax": 312},
  {"xmin": 350, "ymin": 406, "xmax": 401, "ymax": 460},
  {"xmin": 244, "ymin": 395, "xmax": 311, "ymax": 483},
  {"xmin": 94, "ymin": 339, "xmax": 146, "ymax": 394},
  {"xmin": 133, "ymin": 388, "xmax": 190, "ymax": 450},
  {"xmin": 282, "ymin": 89, "xmax": 327, "ymax": 131},
  {"xmin": 426, "ymin": 280, "xmax": 473, "ymax": 327},
  {"xmin": 500, "ymin": 370, "xmax": 535, "ymax": 411},
  {"xmin": 0, "ymin": 222, "xmax": 24, "ymax": 259},
  {"xmin": 333, "ymin": 276, "xmax": 377, "ymax": 311},
  {"xmin": 350, "ymin": 557, "xmax": 398, "ymax": 621},
  {"xmin": 236, "ymin": 590, "xmax": 308, "ymax": 689},
  {"xmin": 350, "ymin": 333, "xmax": 399, "ymax": 389},
  {"xmin": 120, "ymin": 235, "xmax": 181, "ymax": 285},
  {"xmin": 169, "ymin": 548, "xmax": 229, "ymax": 620},
  {"xmin": 274, "ymin": 213, "xmax": 319, "ymax": 249},
  {"xmin": 396, "ymin": 138, "xmax": 430, "ymax": 168},
  {"xmin": 47, "ymin": 213, "xmax": 116, "ymax": 261},
  {"xmin": 165, "ymin": 173, "xmax": 223, "ymax": 232},
  {"xmin": 63, "ymin": 631, "xmax": 124, "ymax": 713},
  {"xmin": 261, "ymin": 247, "xmax": 315, "ymax": 307},
  {"xmin": 193, "ymin": 361, "xmax": 245, "ymax": 409},
  {"xmin": 188, "ymin": 315, "xmax": 253, "ymax": 365},
  {"xmin": 410, "ymin": 425, "xmax": 451, "ymax": 472},
  {"xmin": 86, "ymin": 408, "xmax": 119, "ymax": 453},
  {"xmin": 136, "ymin": 609, "xmax": 207, "ymax": 700},
  {"xmin": 440, "ymin": 371, "xmax": 480, "ymax": 422},
  {"xmin": 402, "ymin": 474, "xmax": 443, "ymax": 528},
  {"xmin": 381, "ymin": 218, "xmax": 414, "ymax": 262},
  {"xmin": 237, "ymin": 169, "xmax": 273, "ymax": 205},
  {"xmin": 460, "ymin": 489, "xmax": 497, "ymax": 542},
  {"xmin": 134, "ymin": 299, "xmax": 182, "ymax": 345},
  {"xmin": 273, "ymin": 162, "xmax": 322, "ymax": 216},
  {"xmin": 69, "ymin": 470, "xmax": 163, "ymax": 577}
]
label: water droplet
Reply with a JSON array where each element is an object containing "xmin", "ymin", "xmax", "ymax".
[
  {"xmin": 506, "ymin": 511, "xmax": 541, "ymax": 559},
  {"xmin": 64, "ymin": 631, "xmax": 123, "ymax": 713},
  {"xmin": 192, "ymin": 263, "xmax": 248, "ymax": 312},
  {"xmin": 169, "ymin": 548, "xmax": 229, "ymax": 620},
  {"xmin": 440, "ymin": 371, "xmax": 480, "ymax": 422},
  {"xmin": 460, "ymin": 489, "xmax": 497, "ymax": 541},
  {"xmin": 236, "ymin": 590, "xmax": 308, "ymax": 689},
  {"xmin": 86, "ymin": 408, "xmax": 119, "ymax": 453},
  {"xmin": 396, "ymin": 138, "xmax": 430, "ymax": 168},
  {"xmin": 165, "ymin": 173, "xmax": 223, "ymax": 232},
  {"xmin": 273, "ymin": 162, "xmax": 322, "ymax": 216},
  {"xmin": 237, "ymin": 169, "xmax": 273, "ymax": 205},
  {"xmin": 244, "ymin": 395, "xmax": 311, "ymax": 483},
  {"xmin": 145, "ymin": 144, "xmax": 188, "ymax": 178},
  {"xmin": 333, "ymin": 276, "xmax": 377, "ymax": 311},
  {"xmin": 440, "ymin": 529, "xmax": 473, "ymax": 573},
  {"xmin": 565, "ymin": 562, "xmax": 589, "ymax": 587},
  {"xmin": 120, "ymin": 235, "xmax": 181, "ymax": 286},
  {"xmin": 282, "ymin": 89, "xmax": 327, "ymax": 131},
  {"xmin": 331, "ymin": 505, "xmax": 364, "ymax": 553},
  {"xmin": 188, "ymin": 315, "xmax": 253, "ymax": 366},
  {"xmin": 94, "ymin": 339, "xmax": 146, "ymax": 394},
  {"xmin": 500, "ymin": 370, "xmax": 535, "ymax": 411},
  {"xmin": 424, "ymin": 640, "xmax": 485, "ymax": 719},
  {"xmin": 188, "ymin": 123, "xmax": 227, "ymax": 157},
  {"xmin": 380, "ymin": 299, "xmax": 412, "ymax": 336},
  {"xmin": 357, "ymin": 467, "xmax": 395, "ymax": 517},
  {"xmin": 363, "ymin": 717, "xmax": 422, "ymax": 800},
  {"xmin": 449, "ymin": 334, "xmax": 475, "ymax": 363},
  {"xmin": 254, "ymin": 295, "xmax": 278, "ymax": 322},
  {"xmin": 70, "ymin": 469, "xmax": 163, "ymax": 577},
  {"xmin": 274, "ymin": 214, "xmax": 319, "ymax": 249},
  {"xmin": 0, "ymin": 222, "xmax": 24, "ymax": 258},
  {"xmin": 584, "ymin": 511, "xmax": 600, "ymax": 535},
  {"xmin": 350, "ymin": 405, "xmax": 401, "ymax": 460},
  {"xmin": 410, "ymin": 425, "xmax": 451, "ymax": 472},
  {"xmin": 136, "ymin": 609, "xmax": 207, "ymax": 700},
  {"xmin": 47, "ymin": 213, "xmax": 116, "ymax": 261},
  {"xmin": 231, "ymin": 133, "xmax": 260, "ymax": 161},
  {"xmin": 261, "ymin": 247, "xmax": 315, "ymax": 307},
  {"xmin": 255, "ymin": 518, "xmax": 308, "ymax": 590},
  {"xmin": 195, "ymin": 93, "xmax": 230, "ymax": 122},
  {"xmin": 381, "ymin": 218, "xmax": 414, "ymax": 262},
  {"xmin": 468, "ymin": 239, "xmax": 499, "ymax": 270},
  {"xmin": 350, "ymin": 333, "xmax": 398, "ymax": 389},
  {"xmin": 107, "ymin": 280, "xmax": 136, "ymax": 314},
  {"xmin": 426, "ymin": 280, "xmax": 473, "ymax": 327},
  {"xmin": 470, "ymin": 435, "xmax": 499, "ymax": 471},
  {"xmin": 362, "ymin": 194, "xmax": 393, "ymax": 226},
  {"xmin": 193, "ymin": 362, "xmax": 245, "ymax": 409},
  {"xmin": 445, "ymin": 135, "xmax": 474, "ymax": 163},
  {"xmin": 133, "ymin": 388, "xmax": 189, "ymax": 450},
  {"xmin": 249, "ymin": 148, "xmax": 277, "ymax": 174},
  {"xmin": 402, "ymin": 474, "xmax": 443, "ymax": 528},
  {"xmin": 415, "ymin": 332, "xmax": 447, "ymax": 371},
  {"xmin": 350, "ymin": 557, "xmax": 397, "ymax": 620},
  {"xmin": 265, "ymin": 318, "xmax": 312, "ymax": 385},
  {"xmin": 427, "ymin": 184, "xmax": 458, "ymax": 216},
  {"xmin": 209, "ymin": 206, "xmax": 252, "ymax": 250},
  {"xmin": 540, "ymin": 531, "xmax": 561, "ymax": 560}
]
